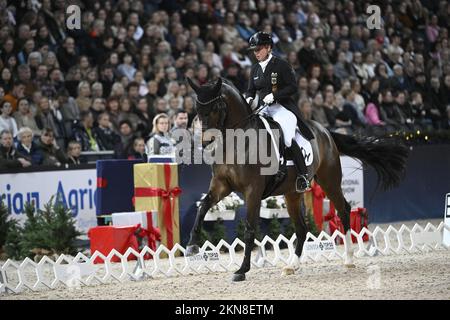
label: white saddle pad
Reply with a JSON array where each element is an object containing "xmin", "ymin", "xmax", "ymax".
[{"xmin": 259, "ymin": 116, "xmax": 313, "ymax": 167}]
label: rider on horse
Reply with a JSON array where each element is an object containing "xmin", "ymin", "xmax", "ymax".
[{"xmin": 244, "ymin": 31, "xmax": 314, "ymax": 192}]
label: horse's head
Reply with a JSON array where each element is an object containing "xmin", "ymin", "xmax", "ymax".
[{"xmin": 186, "ymin": 77, "xmax": 227, "ymax": 133}]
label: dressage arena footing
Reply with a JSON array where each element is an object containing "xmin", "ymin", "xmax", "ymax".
[{"xmin": 1, "ymin": 220, "xmax": 449, "ymax": 296}]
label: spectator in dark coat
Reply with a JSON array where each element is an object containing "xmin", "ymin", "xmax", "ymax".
[
  {"xmin": 0, "ymin": 130, "xmax": 31, "ymax": 170},
  {"xmin": 127, "ymin": 137, "xmax": 148, "ymax": 162},
  {"xmin": 114, "ymin": 120, "xmax": 136, "ymax": 159},
  {"xmin": 16, "ymin": 127, "xmax": 43, "ymax": 165},
  {"xmin": 56, "ymin": 37, "xmax": 78, "ymax": 73},
  {"xmin": 72, "ymin": 111, "xmax": 103, "ymax": 151},
  {"xmin": 66, "ymin": 141, "xmax": 86, "ymax": 165},
  {"xmin": 36, "ymin": 128, "xmax": 67, "ymax": 167},
  {"xmin": 93, "ymin": 112, "xmax": 121, "ymax": 151}
]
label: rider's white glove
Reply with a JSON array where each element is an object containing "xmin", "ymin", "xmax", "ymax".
[
  {"xmin": 263, "ymin": 93, "xmax": 274, "ymax": 105},
  {"xmin": 245, "ymin": 96, "xmax": 253, "ymax": 105}
]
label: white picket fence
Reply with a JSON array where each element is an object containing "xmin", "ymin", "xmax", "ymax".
[{"xmin": 1, "ymin": 221, "xmax": 449, "ymax": 295}]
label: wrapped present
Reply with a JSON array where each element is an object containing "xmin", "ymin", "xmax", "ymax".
[
  {"xmin": 112, "ymin": 210, "xmax": 161, "ymax": 251},
  {"xmin": 88, "ymin": 225, "xmax": 140, "ymax": 263},
  {"xmin": 133, "ymin": 163, "xmax": 181, "ymax": 249},
  {"xmin": 96, "ymin": 159, "xmax": 143, "ymax": 216}
]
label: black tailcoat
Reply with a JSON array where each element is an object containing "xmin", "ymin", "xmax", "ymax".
[{"xmin": 244, "ymin": 55, "xmax": 314, "ymax": 140}]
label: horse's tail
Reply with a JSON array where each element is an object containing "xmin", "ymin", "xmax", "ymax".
[{"xmin": 330, "ymin": 132, "xmax": 409, "ymax": 191}]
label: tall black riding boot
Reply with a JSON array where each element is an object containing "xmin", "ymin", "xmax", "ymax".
[{"xmin": 290, "ymin": 139, "xmax": 311, "ymax": 192}]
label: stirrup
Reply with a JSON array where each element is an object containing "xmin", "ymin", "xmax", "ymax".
[{"xmin": 295, "ymin": 175, "xmax": 311, "ymax": 193}]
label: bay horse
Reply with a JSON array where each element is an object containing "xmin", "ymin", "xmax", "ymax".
[{"xmin": 185, "ymin": 77, "xmax": 409, "ymax": 281}]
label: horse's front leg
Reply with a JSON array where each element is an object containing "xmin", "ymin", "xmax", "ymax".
[
  {"xmin": 232, "ymin": 192, "xmax": 262, "ymax": 282},
  {"xmin": 186, "ymin": 177, "xmax": 230, "ymax": 256}
]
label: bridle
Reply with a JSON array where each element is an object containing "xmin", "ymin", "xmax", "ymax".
[
  {"xmin": 195, "ymin": 93, "xmax": 267, "ymax": 132},
  {"xmin": 195, "ymin": 95, "xmax": 228, "ymax": 131}
]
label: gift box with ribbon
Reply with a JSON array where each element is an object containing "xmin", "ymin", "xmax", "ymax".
[
  {"xmin": 111, "ymin": 211, "xmax": 161, "ymax": 251},
  {"xmin": 96, "ymin": 159, "xmax": 144, "ymax": 216},
  {"xmin": 88, "ymin": 225, "xmax": 140, "ymax": 264},
  {"xmin": 133, "ymin": 163, "xmax": 181, "ymax": 250}
]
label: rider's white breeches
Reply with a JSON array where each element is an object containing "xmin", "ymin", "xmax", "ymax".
[{"xmin": 260, "ymin": 103, "xmax": 297, "ymax": 148}]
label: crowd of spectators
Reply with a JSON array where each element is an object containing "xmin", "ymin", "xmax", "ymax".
[{"xmin": 1, "ymin": 0, "xmax": 450, "ymax": 170}]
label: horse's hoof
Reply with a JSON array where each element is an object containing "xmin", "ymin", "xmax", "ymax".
[
  {"xmin": 282, "ymin": 267, "xmax": 295, "ymax": 276},
  {"xmin": 186, "ymin": 245, "xmax": 199, "ymax": 256},
  {"xmin": 344, "ymin": 263, "xmax": 356, "ymax": 269},
  {"xmin": 231, "ymin": 273, "xmax": 246, "ymax": 282}
]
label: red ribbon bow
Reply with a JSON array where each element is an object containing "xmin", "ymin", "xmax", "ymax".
[{"xmin": 134, "ymin": 164, "xmax": 181, "ymax": 248}]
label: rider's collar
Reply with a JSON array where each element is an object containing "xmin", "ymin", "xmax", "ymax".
[{"xmin": 259, "ymin": 53, "xmax": 273, "ymax": 73}]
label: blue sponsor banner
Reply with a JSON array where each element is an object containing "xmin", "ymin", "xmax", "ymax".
[{"xmin": 0, "ymin": 167, "xmax": 98, "ymax": 232}]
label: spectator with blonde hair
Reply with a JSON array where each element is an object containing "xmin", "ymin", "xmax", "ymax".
[{"xmin": 146, "ymin": 113, "xmax": 174, "ymax": 156}]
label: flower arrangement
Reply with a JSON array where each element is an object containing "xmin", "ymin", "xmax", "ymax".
[
  {"xmin": 198, "ymin": 192, "xmax": 244, "ymax": 221},
  {"xmin": 261, "ymin": 196, "xmax": 287, "ymax": 209},
  {"xmin": 197, "ymin": 192, "xmax": 244, "ymax": 212},
  {"xmin": 260, "ymin": 196, "xmax": 289, "ymax": 219}
]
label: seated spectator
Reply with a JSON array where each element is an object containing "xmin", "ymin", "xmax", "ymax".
[
  {"xmin": 127, "ymin": 137, "xmax": 148, "ymax": 162},
  {"xmin": 0, "ymin": 101, "xmax": 18, "ymax": 137},
  {"xmin": 93, "ymin": 112, "xmax": 121, "ymax": 151},
  {"xmin": 57, "ymin": 37, "xmax": 78, "ymax": 73},
  {"xmin": 183, "ymin": 96, "xmax": 196, "ymax": 128},
  {"xmin": 394, "ymin": 91, "xmax": 416, "ymax": 130},
  {"xmin": 117, "ymin": 96, "xmax": 140, "ymax": 130},
  {"xmin": 0, "ymin": 129, "xmax": 31, "ymax": 170},
  {"xmin": 72, "ymin": 111, "xmax": 102, "ymax": 151},
  {"xmin": 379, "ymin": 90, "xmax": 407, "ymax": 133},
  {"xmin": 114, "ymin": 120, "xmax": 135, "ymax": 159},
  {"xmin": 146, "ymin": 114, "xmax": 175, "ymax": 156},
  {"xmin": 442, "ymin": 105, "xmax": 450, "ymax": 130},
  {"xmin": 134, "ymin": 97, "xmax": 153, "ymax": 137},
  {"xmin": 56, "ymin": 89, "xmax": 80, "ymax": 139},
  {"xmin": 66, "ymin": 141, "xmax": 85, "ymax": 165},
  {"xmin": 0, "ymin": 67, "xmax": 14, "ymax": 93},
  {"xmin": 3, "ymin": 81, "xmax": 26, "ymax": 113},
  {"xmin": 36, "ymin": 128, "xmax": 67, "ymax": 167},
  {"xmin": 34, "ymin": 96, "xmax": 66, "ymax": 150},
  {"xmin": 90, "ymin": 97, "xmax": 107, "ymax": 123},
  {"xmin": 365, "ymin": 101, "xmax": 385, "ymax": 125},
  {"xmin": 117, "ymin": 53, "xmax": 137, "ymax": 81},
  {"xmin": 410, "ymin": 92, "xmax": 434, "ymax": 131},
  {"xmin": 16, "ymin": 127, "xmax": 43, "ymax": 165},
  {"xmin": 75, "ymin": 81, "xmax": 92, "ymax": 113},
  {"xmin": 323, "ymin": 92, "xmax": 353, "ymax": 134},
  {"xmin": 311, "ymin": 93, "xmax": 330, "ymax": 128},
  {"xmin": 298, "ymin": 99, "xmax": 313, "ymax": 120},
  {"xmin": 13, "ymin": 97, "xmax": 41, "ymax": 137},
  {"xmin": 106, "ymin": 97, "xmax": 121, "ymax": 133}
]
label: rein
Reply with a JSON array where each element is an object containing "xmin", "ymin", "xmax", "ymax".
[{"xmin": 196, "ymin": 94, "xmax": 268, "ymax": 131}]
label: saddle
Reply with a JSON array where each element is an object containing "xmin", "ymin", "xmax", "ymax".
[
  {"xmin": 259, "ymin": 116, "xmax": 314, "ymax": 199},
  {"xmin": 260, "ymin": 117, "xmax": 289, "ymax": 199}
]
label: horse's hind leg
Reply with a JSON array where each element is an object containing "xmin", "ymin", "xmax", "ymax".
[
  {"xmin": 316, "ymin": 164, "xmax": 355, "ymax": 267},
  {"xmin": 282, "ymin": 192, "xmax": 307, "ymax": 275},
  {"xmin": 186, "ymin": 177, "xmax": 230, "ymax": 255}
]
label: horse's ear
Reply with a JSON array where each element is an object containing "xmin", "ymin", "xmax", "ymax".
[
  {"xmin": 213, "ymin": 77, "xmax": 222, "ymax": 95},
  {"xmin": 186, "ymin": 77, "xmax": 200, "ymax": 93}
]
